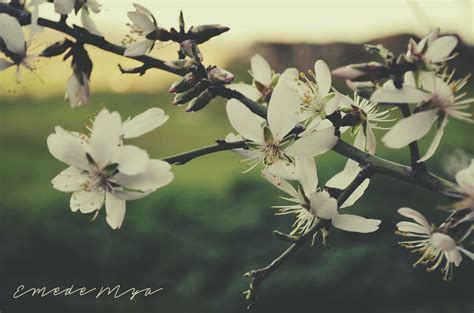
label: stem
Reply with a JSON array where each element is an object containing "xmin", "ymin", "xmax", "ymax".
[
  {"xmin": 163, "ymin": 140, "xmax": 247, "ymax": 165},
  {"xmin": 332, "ymin": 140, "xmax": 456, "ymax": 196},
  {"xmin": 244, "ymin": 166, "xmax": 372, "ymax": 309},
  {"xmin": 398, "ymin": 103, "xmax": 427, "ymax": 172}
]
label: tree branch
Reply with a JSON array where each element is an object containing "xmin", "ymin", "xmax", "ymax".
[
  {"xmin": 398, "ymin": 103, "xmax": 427, "ymax": 172},
  {"xmin": 0, "ymin": 3, "xmax": 456, "ymax": 197},
  {"xmin": 244, "ymin": 165, "xmax": 373, "ymax": 309},
  {"xmin": 162, "ymin": 140, "xmax": 247, "ymax": 165}
]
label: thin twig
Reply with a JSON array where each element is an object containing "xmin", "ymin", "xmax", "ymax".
[{"xmin": 244, "ymin": 165, "xmax": 373, "ymax": 309}]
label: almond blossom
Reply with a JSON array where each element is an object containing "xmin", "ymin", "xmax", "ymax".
[
  {"xmin": 405, "ymin": 28, "xmax": 458, "ymax": 71},
  {"xmin": 264, "ymin": 157, "xmax": 381, "ymax": 236},
  {"xmin": 54, "ymin": 0, "xmax": 102, "ymax": 36},
  {"xmin": 65, "ymin": 73, "xmax": 90, "ymax": 107},
  {"xmin": 295, "ymin": 60, "xmax": 340, "ymax": 132},
  {"xmin": 396, "ymin": 207, "xmax": 473, "ymax": 280},
  {"xmin": 47, "ymin": 108, "xmax": 173, "ymax": 229},
  {"xmin": 124, "ymin": 3, "xmax": 159, "ymax": 57},
  {"xmin": 228, "ymin": 53, "xmax": 298, "ymax": 103},
  {"xmin": 226, "ymin": 78, "xmax": 338, "ymax": 178},
  {"xmin": 371, "ymin": 71, "xmax": 473, "ymax": 162},
  {"xmin": 0, "ymin": 13, "xmax": 38, "ymax": 79}
]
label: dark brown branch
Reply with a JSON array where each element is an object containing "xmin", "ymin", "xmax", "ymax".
[{"xmin": 162, "ymin": 140, "xmax": 247, "ymax": 165}]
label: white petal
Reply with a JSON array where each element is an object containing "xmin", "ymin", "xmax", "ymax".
[
  {"xmin": 370, "ymin": 85, "xmax": 431, "ymax": 104},
  {"xmin": 90, "ymin": 109, "xmax": 122, "ymax": 167},
  {"xmin": 396, "ymin": 221, "xmax": 431, "ymax": 235},
  {"xmin": 268, "ymin": 79, "xmax": 300, "ymax": 141},
  {"xmin": 65, "ymin": 74, "xmax": 89, "ymax": 107},
  {"xmin": 332, "ymin": 214, "xmax": 381, "ymax": 233},
  {"xmin": 85, "ymin": 0, "xmax": 101, "ymax": 13},
  {"xmin": 326, "ymin": 163, "xmax": 359, "ymax": 190},
  {"xmin": 105, "ymin": 192, "xmax": 126, "ymax": 230},
  {"xmin": 54, "ymin": 0, "xmax": 74, "ymax": 14},
  {"xmin": 280, "ymin": 68, "xmax": 299, "ymax": 81},
  {"xmin": 47, "ymin": 126, "xmax": 89, "ymax": 170},
  {"xmin": 127, "ymin": 11, "xmax": 156, "ymax": 34},
  {"xmin": 70, "ymin": 189, "xmax": 104, "ymax": 213},
  {"xmin": 340, "ymin": 178, "xmax": 370, "ymax": 208},
  {"xmin": 382, "ymin": 109, "xmax": 438, "ymax": 149},
  {"xmin": 265, "ymin": 161, "xmax": 298, "ymax": 180},
  {"xmin": 446, "ymin": 249, "xmax": 462, "ymax": 267},
  {"xmin": 455, "ymin": 160, "xmax": 474, "ymax": 193},
  {"xmin": 262, "ymin": 171, "xmax": 299, "ymax": 199},
  {"xmin": 324, "ymin": 95, "xmax": 340, "ymax": 116},
  {"xmin": 226, "ymin": 99, "xmax": 264, "ymax": 144},
  {"xmin": 309, "ymin": 191, "xmax": 337, "ymax": 220},
  {"xmin": 425, "ymin": 36, "xmax": 458, "ymax": 63},
  {"xmin": 0, "ymin": 58, "xmax": 14, "ymax": 71},
  {"xmin": 285, "ymin": 126, "xmax": 337, "ymax": 157},
  {"xmin": 0, "ymin": 13, "xmax": 25, "ymax": 55},
  {"xmin": 122, "ymin": 108, "xmax": 168, "ymax": 139},
  {"xmin": 397, "ymin": 207, "xmax": 431, "ymax": 230},
  {"xmin": 296, "ymin": 156, "xmax": 317, "ymax": 196},
  {"xmin": 250, "ymin": 54, "xmax": 272, "ymax": 86},
  {"xmin": 227, "ymin": 83, "xmax": 260, "ymax": 101},
  {"xmin": 365, "ymin": 126, "xmax": 376, "ymax": 155},
  {"xmin": 418, "ymin": 116, "xmax": 448, "ymax": 162},
  {"xmin": 112, "ymin": 145, "xmax": 149, "ymax": 176},
  {"xmin": 431, "ymin": 232, "xmax": 457, "ymax": 252},
  {"xmin": 124, "ymin": 39, "xmax": 155, "ymax": 57},
  {"xmin": 52, "ymin": 166, "xmax": 90, "ymax": 192},
  {"xmin": 81, "ymin": 9, "xmax": 102, "ymax": 36},
  {"xmin": 314, "ymin": 60, "xmax": 331, "ymax": 97},
  {"xmin": 114, "ymin": 159, "xmax": 174, "ymax": 200}
]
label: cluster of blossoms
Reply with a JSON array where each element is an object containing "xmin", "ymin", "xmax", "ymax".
[{"xmin": 0, "ymin": 0, "xmax": 472, "ymax": 292}]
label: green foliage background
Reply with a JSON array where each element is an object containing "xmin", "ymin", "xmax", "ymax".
[{"xmin": 0, "ymin": 85, "xmax": 473, "ymax": 312}]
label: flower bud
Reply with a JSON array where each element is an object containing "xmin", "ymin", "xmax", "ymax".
[
  {"xmin": 186, "ymin": 89, "xmax": 215, "ymax": 112},
  {"xmin": 169, "ymin": 72, "xmax": 198, "ymax": 93},
  {"xmin": 332, "ymin": 65, "xmax": 365, "ymax": 80},
  {"xmin": 165, "ymin": 59, "xmax": 196, "ymax": 71},
  {"xmin": 40, "ymin": 39, "xmax": 73, "ymax": 57},
  {"xmin": 180, "ymin": 39, "xmax": 203, "ymax": 61},
  {"xmin": 146, "ymin": 27, "xmax": 173, "ymax": 41},
  {"xmin": 207, "ymin": 66, "xmax": 234, "ymax": 84},
  {"xmin": 189, "ymin": 24, "xmax": 230, "ymax": 44},
  {"xmin": 173, "ymin": 81, "xmax": 209, "ymax": 105},
  {"xmin": 332, "ymin": 62, "xmax": 386, "ymax": 82}
]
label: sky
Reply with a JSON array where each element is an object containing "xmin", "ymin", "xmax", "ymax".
[{"xmin": 0, "ymin": 0, "xmax": 472, "ymax": 96}]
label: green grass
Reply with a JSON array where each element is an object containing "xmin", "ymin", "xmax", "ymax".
[{"xmin": 0, "ymin": 91, "xmax": 473, "ymax": 313}]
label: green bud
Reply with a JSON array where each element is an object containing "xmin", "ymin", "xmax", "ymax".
[
  {"xmin": 169, "ymin": 72, "xmax": 197, "ymax": 93},
  {"xmin": 189, "ymin": 24, "xmax": 230, "ymax": 44},
  {"xmin": 164, "ymin": 59, "xmax": 196, "ymax": 71},
  {"xmin": 186, "ymin": 89, "xmax": 215, "ymax": 112},
  {"xmin": 207, "ymin": 66, "xmax": 234, "ymax": 84},
  {"xmin": 173, "ymin": 81, "xmax": 209, "ymax": 105}
]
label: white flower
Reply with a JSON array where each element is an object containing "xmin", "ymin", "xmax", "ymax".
[
  {"xmin": 226, "ymin": 78, "xmax": 338, "ymax": 179},
  {"xmin": 228, "ymin": 53, "xmax": 298, "ymax": 103},
  {"xmin": 0, "ymin": 13, "xmax": 38, "ymax": 79},
  {"xmin": 47, "ymin": 108, "xmax": 173, "ymax": 229},
  {"xmin": 371, "ymin": 71, "xmax": 473, "ymax": 162},
  {"xmin": 65, "ymin": 73, "xmax": 90, "ymax": 107},
  {"xmin": 54, "ymin": 0, "xmax": 102, "ymax": 36},
  {"xmin": 325, "ymin": 95, "xmax": 391, "ymax": 203},
  {"xmin": 406, "ymin": 28, "xmax": 458, "ymax": 70},
  {"xmin": 396, "ymin": 207, "xmax": 473, "ymax": 280},
  {"xmin": 265, "ymin": 156, "xmax": 381, "ymax": 236},
  {"xmin": 296, "ymin": 60, "xmax": 340, "ymax": 131},
  {"xmin": 454, "ymin": 159, "xmax": 474, "ymax": 210},
  {"xmin": 124, "ymin": 3, "xmax": 158, "ymax": 57}
]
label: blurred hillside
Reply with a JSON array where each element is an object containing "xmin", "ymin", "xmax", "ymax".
[{"xmin": 228, "ymin": 34, "xmax": 474, "ymax": 84}]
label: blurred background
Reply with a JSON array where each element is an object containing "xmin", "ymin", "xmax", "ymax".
[{"xmin": 0, "ymin": 0, "xmax": 473, "ymax": 312}]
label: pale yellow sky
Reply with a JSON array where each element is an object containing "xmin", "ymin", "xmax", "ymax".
[{"xmin": 0, "ymin": 0, "xmax": 472, "ymax": 97}]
